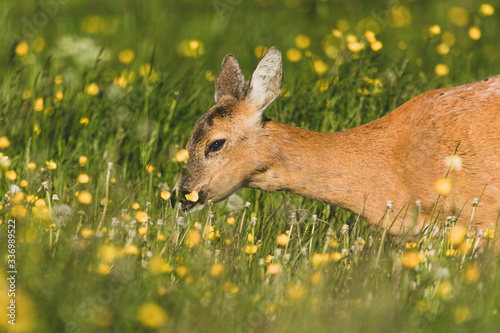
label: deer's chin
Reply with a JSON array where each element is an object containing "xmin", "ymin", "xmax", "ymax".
[{"xmin": 188, "ymin": 203, "xmax": 206, "ymax": 213}]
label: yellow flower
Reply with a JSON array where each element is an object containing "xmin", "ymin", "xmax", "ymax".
[
  {"xmin": 132, "ymin": 202, "xmax": 140, "ymax": 210},
  {"xmin": 137, "ymin": 302, "xmax": 168, "ymax": 328},
  {"xmin": 6, "ymin": 170, "xmax": 16, "ymax": 180},
  {"xmin": 316, "ymin": 79, "xmax": 329, "ymax": 92},
  {"xmin": 114, "ymin": 76, "xmax": 128, "ymax": 88},
  {"xmin": 34, "ymin": 98, "xmax": 44, "ymax": 112},
  {"xmin": 365, "ymin": 31, "xmax": 376, "ymax": 43},
  {"xmin": 54, "ymin": 75, "xmax": 63, "ymax": 85},
  {"xmin": 405, "ymin": 242, "xmax": 417, "ymax": 249},
  {"xmin": 55, "ymin": 91, "xmax": 63, "ymax": 102},
  {"xmin": 175, "ymin": 149, "xmax": 189, "ymax": 162},
  {"xmin": 79, "ymin": 156, "xmax": 87, "ymax": 167},
  {"xmin": 312, "ymin": 253, "xmax": 330, "ymax": 267},
  {"xmin": 11, "ymin": 205, "xmax": 27, "ymax": 218},
  {"xmin": 32, "ymin": 125, "xmax": 40, "ymax": 137},
  {"xmin": 435, "ymin": 64, "xmax": 449, "ymax": 76},
  {"xmin": 44, "ymin": 160, "xmax": 57, "ymax": 170},
  {"xmin": 148, "ymin": 257, "xmax": 172, "ymax": 274},
  {"xmin": 119, "ymin": 49, "xmax": 135, "ymax": 64},
  {"xmin": 186, "ymin": 230, "xmax": 201, "ymax": 248},
  {"xmin": 436, "ymin": 43, "xmax": 450, "ymax": 55},
  {"xmin": 210, "ymin": 263, "xmax": 224, "ymax": 277},
  {"xmin": 110, "ymin": 177, "xmax": 116, "ymax": 183},
  {"xmin": 223, "ymin": 282, "xmax": 239, "ymax": 294},
  {"xmin": 330, "ymin": 239, "xmax": 339, "ymax": 248},
  {"xmin": 81, "ymin": 15, "xmax": 102, "ymax": 34},
  {"xmin": 438, "ymin": 281, "xmax": 453, "ymax": 300},
  {"xmin": 227, "ymin": 217, "xmax": 235, "ymax": 225},
  {"xmin": 332, "ymin": 29, "xmax": 342, "ymax": 38},
  {"xmin": 434, "ymin": 178, "xmax": 452, "ymax": 194},
  {"xmin": 310, "ymin": 271, "xmax": 322, "ymax": 285},
  {"xmin": 295, "ymin": 34, "xmax": 311, "ymax": 49},
  {"xmin": 27, "ymin": 162, "xmax": 36, "ymax": 170},
  {"xmin": 96, "ymin": 263, "xmax": 111, "ymax": 275},
  {"xmin": 123, "ymin": 244, "xmax": 139, "ymax": 255},
  {"xmin": 468, "ymin": 27, "xmax": 481, "ymax": 40},
  {"xmin": 254, "ymin": 45, "xmax": 268, "ymax": 58},
  {"xmin": 0, "ymin": 137, "xmax": 10, "ymax": 149},
  {"xmin": 286, "ymin": 283, "xmax": 306, "ymax": 301},
  {"xmin": 391, "ymin": 6, "xmax": 412, "ymax": 27},
  {"xmin": 484, "ymin": 229, "xmax": 495, "ymax": 239},
  {"xmin": 464, "ymin": 263, "xmax": 480, "ymax": 283},
  {"xmin": 11, "ymin": 192, "xmax": 24, "ymax": 205},
  {"xmin": 185, "ymin": 190, "xmax": 199, "ymax": 202},
  {"xmin": 267, "ymin": 263, "xmax": 281, "ymax": 275},
  {"xmin": 449, "ymin": 7, "xmax": 469, "ymax": 27},
  {"xmin": 34, "ymin": 199, "xmax": 46, "ymax": 207},
  {"xmin": 20, "ymin": 179, "xmax": 28, "ymax": 187},
  {"xmin": 80, "ymin": 117, "xmax": 90, "ymax": 125},
  {"xmin": 400, "ymin": 251, "xmax": 424, "ymax": 269},
  {"xmin": 277, "ymin": 233, "xmax": 289, "ymax": 246},
  {"xmin": 480, "ymin": 4, "xmax": 495, "ymax": 16},
  {"xmin": 245, "ymin": 244, "xmax": 258, "ymax": 255},
  {"xmin": 331, "ymin": 252, "xmax": 342, "ymax": 262},
  {"xmin": 348, "ymin": 42, "xmax": 364, "ymax": 53},
  {"xmin": 429, "ymin": 24, "xmax": 441, "ymax": 35},
  {"xmin": 138, "ymin": 226, "xmax": 148, "ymax": 236},
  {"xmin": 15, "ymin": 41, "xmax": 29, "ymax": 56},
  {"xmin": 450, "ymin": 226, "xmax": 467, "ymax": 246},
  {"xmin": 135, "ymin": 211, "xmax": 148, "ymax": 223},
  {"xmin": 247, "ymin": 233, "xmax": 254, "ymax": 244},
  {"xmin": 85, "ymin": 83, "xmax": 99, "ymax": 96},
  {"xmin": 453, "ymin": 307, "xmax": 471, "ymax": 324},
  {"xmin": 313, "ymin": 60, "xmax": 328, "ymax": 75},
  {"xmin": 98, "ymin": 245, "xmax": 117, "ymax": 263},
  {"xmin": 81, "ymin": 227, "xmax": 94, "ymax": 238},
  {"xmin": 78, "ymin": 174, "xmax": 90, "ymax": 184},
  {"xmin": 160, "ymin": 191, "xmax": 171, "ymax": 200},
  {"xmin": 78, "ymin": 191, "xmax": 92, "ymax": 204},
  {"xmin": 205, "ymin": 70, "xmax": 215, "ymax": 82},
  {"xmin": 175, "ymin": 265, "xmax": 189, "ymax": 278},
  {"xmin": 204, "ymin": 225, "xmax": 215, "ymax": 240},
  {"xmin": 370, "ymin": 41, "xmax": 382, "ymax": 51},
  {"xmin": 180, "ymin": 39, "xmax": 205, "ymax": 57},
  {"xmin": 146, "ymin": 164, "xmax": 155, "ymax": 173},
  {"xmin": 286, "ymin": 48, "xmax": 302, "ymax": 62}
]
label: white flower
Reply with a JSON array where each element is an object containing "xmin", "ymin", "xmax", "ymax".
[{"xmin": 444, "ymin": 155, "xmax": 462, "ymax": 171}]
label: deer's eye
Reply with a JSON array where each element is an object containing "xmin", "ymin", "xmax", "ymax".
[{"xmin": 207, "ymin": 139, "xmax": 226, "ymax": 153}]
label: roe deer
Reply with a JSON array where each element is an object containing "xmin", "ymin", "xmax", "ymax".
[{"xmin": 178, "ymin": 47, "xmax": 500, "ymax": 236}]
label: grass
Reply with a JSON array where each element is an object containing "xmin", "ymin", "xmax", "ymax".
[{"xmin": 1, "ymin": 0, "xmax": 500, "ymax": 332}]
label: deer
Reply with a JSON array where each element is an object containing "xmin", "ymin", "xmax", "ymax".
[{"xmin": 177, "ymin": 46, "xmax": 500, "ymax": 238}]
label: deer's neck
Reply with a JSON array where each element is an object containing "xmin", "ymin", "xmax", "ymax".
[{"xmin": 249, "ymin": 120, "xmax": 395, "ymax": 223}]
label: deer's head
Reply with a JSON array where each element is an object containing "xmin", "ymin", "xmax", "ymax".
[{"xmin": 178, "ymin": 47, "xmax": 283, "ymax": 208}]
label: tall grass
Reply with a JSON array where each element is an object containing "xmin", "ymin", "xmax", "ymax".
[{"xmin": 1, "ymin": 0, "xmax": 499, "ymax": 332}]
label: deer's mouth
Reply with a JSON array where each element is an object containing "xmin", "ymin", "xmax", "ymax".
[{"xmin": 173, "ymin": 188, "xmax": 208, "ymax": 212}]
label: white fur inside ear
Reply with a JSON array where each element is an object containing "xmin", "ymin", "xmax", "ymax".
[{"xmin": 246, "ymin": 47, "xmax": 283, "ymax": 112}]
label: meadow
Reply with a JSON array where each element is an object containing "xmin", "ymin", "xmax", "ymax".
[{"xmin": 1, "ymin": 0, "xmax": 500, "ymax": 332}]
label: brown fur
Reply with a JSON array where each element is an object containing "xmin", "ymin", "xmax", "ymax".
[{"xmin": 180, "ymin": 47, "xmax": 500, "ymax": 235}]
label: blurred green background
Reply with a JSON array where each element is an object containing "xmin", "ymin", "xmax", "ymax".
[{"xmin": 1, "ymin": 0, "xmax": 500, "ymax": 332}]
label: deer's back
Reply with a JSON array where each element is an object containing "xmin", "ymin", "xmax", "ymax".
[{"xmin": 380, "ymin": 75, "xmax": 500, "ymax": 224}]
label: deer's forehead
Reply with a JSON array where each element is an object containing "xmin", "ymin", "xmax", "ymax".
[{"xmin": 189, "ymin": 101, "xmax": 251, "ymax": 145}]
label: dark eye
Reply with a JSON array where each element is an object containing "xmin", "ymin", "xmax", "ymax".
[{"xmin": 208, "ymin": 139, "xmax": 226, "ymax": 153}]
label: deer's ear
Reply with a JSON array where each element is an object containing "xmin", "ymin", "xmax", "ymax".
[
  {"xmin": 215, "ymin": 54, "xmax": 245, "ymax": 102},
  {"xmin": 244, "ymin": 47, "xmax": 283, "ymax": 113}
]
